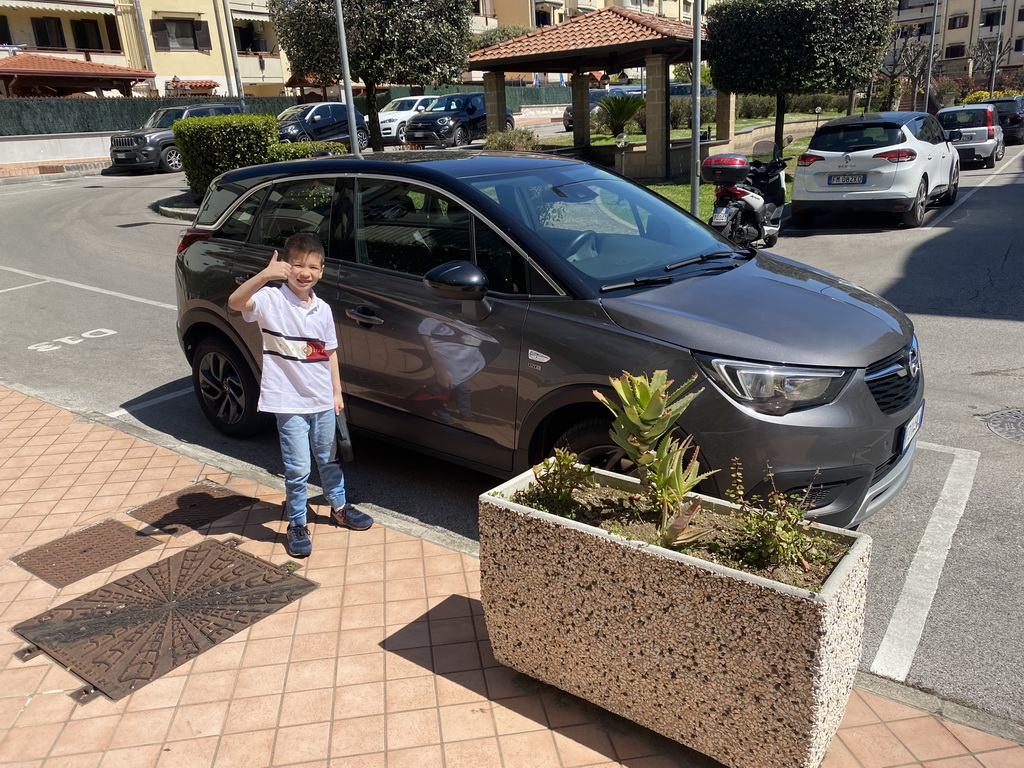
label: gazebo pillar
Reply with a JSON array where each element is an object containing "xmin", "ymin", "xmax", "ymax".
[
  {"xmin": 483, "ymin": 71, "xmax": 508, "ymax": 135},
  {"xmin": 644, "ymin": 53, "xmax": 670, "ymax": 179},
  {"xmin": 716, "ymin": 91, "xmax": 736, "ymax": 144},
  {"xmin": 571, "ymin": 72, "xmax": 591, "ymax": 147}
]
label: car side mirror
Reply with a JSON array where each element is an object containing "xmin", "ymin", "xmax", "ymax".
[
  {"xmin": 416, "ymin": 106, "xmax": 425, "ymax": 112},
  {"xmin": 947, "ymin": 129, "xmax": 963, "ymax": 141},
  {"xmin": 423, "ymin": 261, "xmax": 491, "ymax": 321},
  {"xmin": 312, "ymin": 114, "xmax": 321, "ymax": 122}
]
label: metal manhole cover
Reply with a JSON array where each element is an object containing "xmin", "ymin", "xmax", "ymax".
[
  {"xmin": 128, "ymin": 480, "xmax": 258, "ymax": 536},
  {"xmin": 11, "ymin": 539, "xmax": 316, "ymax": 701},
  {"xmin": 982, "ymin": 409, "xmax": 1024, "ymax": 444},
  {"xmin": 12, "ymin": 520, "xmax": 159, "ymax": 588}
]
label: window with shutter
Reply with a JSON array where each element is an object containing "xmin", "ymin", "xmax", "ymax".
[
  {"xmin": 104, "ymin": 15, "xmax": 121, "ymax": 51},
  {"xmin": 31, "ymin": 17, "xmax": 67, "ymax": 49},
  {"xmin": 0, "ymin": 15, "xmax": 12, "ymax": 46},
  {"xmin": 71, "ymin": 19, "xmax": 102, "ymax": 50},
  {"xmin": 195, "ymin": 21, "xmax": 212, "ymax": 51},
  {"xmin": 150, "ymin": 19, "xmax": 169, "ymax": 51}
]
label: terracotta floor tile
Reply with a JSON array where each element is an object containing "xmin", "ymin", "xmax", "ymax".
[
  {"xmin": 212, "ymin": 729, "xmax": 275, "ymax": 768},
  {"xmin": 859, "ymin": 689, "xmax": 930, "ymax": 722},
  {"xmin": 552, "ymin": 723, "xmax": 619, "ymax": 767},
  {"xmin": 178, "ymin": 669, "xmax": 238, "ymax": 706},
  {"xmin": 942, "ymin": 721, "xmax": 1018, "ymax": 753},
  {"xmin": 491, "ymin": 695, "xmax": 548, "ymax": 735},
  {"xmin": 385, "ymin": 598, "xmax": 430, "ymax": 625},
  {"xmin": 540, "ymin": 692, "xmax": 594, "ymax": 728},
  {"xmin": 336, "ymin": 653, "xmax": 386, "ymax": 687},
  {"xmin": 385, "ymin": 558, "xmax": 425, "ymax": 581},
  {"xmin": 499, "ymin": 729, "xmax": 563, "ymax": 768},
  {"xmin": 386, "ymin": 675, "xmax": 437, "ymax": 712},
  {"xmin": 439, "ymin": 701, "xmax": 497, "ymax": 742},
  {"xmin": 330, "ymin": 714, "xmax": 386, "ymax": 757},
  {"xmin": 425, "ymin": 594, "xmax": 475, "ymax": 619},
  {"xmin": 297, "ymin": 584, "xmax": 344, "ymax": 612},
  {"xmin": 285, "ymin": 657, "xmax": 338, "ymax": 692},
  {"xmin": 923, "ymin": 757, "xmax": 985, "ymax": 767},
  {"xmin": 607, "ymin": 728, "xmax": 663, "ymax": 760},
  {"xmin": 822, "ymin": 736, "xmax": 863, "ymax": 768},
  {"xmin": 0, "ymin": 721, "xmax": 63, "ymax": 761},
  {"xmin": 165, "ymin": 700, "xmax": 229, "ymax": 741},
  {"xmin": 334, "ymin": 681, "xmax": 385, "ymax": 719},
  {"xmin": 280, "ymin": 687, "xmax": 334, "ymax": 726},
  {"xmin": 428, "ymin": 616, "xmax": 478, "ymax": 647},
  {"xmin": 329, "ymin": 753, "xmax": 386, "ymax": 768},
  {"xmin": 423, "ymin": 553, "xmax": 465, "ymax": 576},
  {"xmin": 385, "ymin": 577, "xmax": 427, "ymax": 601},
  {"xmin": 385, "ymin": 540, "xmax": 424, "ymax": 561},
  {"xmin": 977, "ymin": 747, "xmax": 1024, "ymax": 767},
  {"xmin": 485, "ymin": 666, "xmax": 528, "ymax": 700},
  {"xmin": 47, "ymin": 754, "xmax": 102, "ymax": 768},
  {"xmin": 385, "ymin": 707, "xmax": 441, "ymax": 750},
  {"xmin": 839, "ymin": 723, "xmax": 918, "ymax": 768},
  {"xmin": 241, "ymin": 637, "xmax": 294, "ymax": 668},
  {"xmin": 385, "ymin": 647, "xmax": 434, "ymax": 680},
  {"xmin": 154, "ymin": 735, "xmax": 218, "ymax": 768},
  {"xmin": 272, "ymin": 721, "xmax": 331, "ymax": 765},
  {"xmin": 888, "ymin": 715, "xmax": 972, "ymax": 761},
  {"xmin": 443, "ymin": 737, "xmax": 503, "ymax": 768},
  {"xmin": 291, "ymin": 630, "xmax": 340, "ymax": 661},
  {"xmin": 12, "ymin": 688, "xmax": 78, "ymax": 725},
  {"xmin": 222, "ymin": 693, "xmax": 282, "ymax": 733},
  {"xmin": 187, "ymin": 641, "xmax": 245, "ymax": 675},
  {"xmin": 432, "ymin": 641, "xmax": 481, "ymax": 674},
  {"xmin": 294, "ymin": 607, "xmax": 341, "ymax": 635},
  {"xmin": 107, "ymin": 708, "xmax": 177, "ymax": 748},
  {"xmin": 98, "ymin": 744, "xmax": 164, "ymax": 768},
  {"xmin": 340, "ymin": 603, "xmax": 385, "ymax": 630},
  {"xmin": 383, "ymin": 622, "xmax": 431, "ymax": 652},
  {"xmin": 434, "ymin": 669, "xmax": 489, "ymax": 706},
  {"xmin": 841, "ymin": 690, "xmax": 884, "ymax": 728}
]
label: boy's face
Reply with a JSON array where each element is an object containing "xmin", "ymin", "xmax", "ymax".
[{"xmin": 284, "ymin": 250, "xmax": 324, "ymax": 298}]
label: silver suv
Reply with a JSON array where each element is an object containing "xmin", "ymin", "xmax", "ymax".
[
  {"xmin": 176, "ymin": 151, "xmax": 924, "ymax": 528},
  {"xmin": 936, "ymin": 103, "xmax": 1005, "ymax": 168}
]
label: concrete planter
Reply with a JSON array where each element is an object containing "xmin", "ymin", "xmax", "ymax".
[{"xmin": 479, "ymin": 467, "xmax": 871, "ymax": 768}]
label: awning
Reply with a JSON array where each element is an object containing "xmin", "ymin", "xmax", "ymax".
[
  {"xmin": 0, "ymin": 0, "xmax": 115, "ymax": 15},
  {"xmin": 230, "ymin": 10, "xmax": 270, "ymax": 22}
]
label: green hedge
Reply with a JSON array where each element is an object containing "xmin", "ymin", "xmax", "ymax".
[
  {"xmin": 267, "ymin": 141, "xmax": 349, "ymax": 162},
  {"xmin": 174, "ymin": 113, "xmax": 278, "ymax": 194},
  {"xmin": 482, "ymin": 128, "xmax": 542, "ymax": 151}
]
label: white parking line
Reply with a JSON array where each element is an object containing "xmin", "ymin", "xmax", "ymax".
[
  {"xmin": 0, "ymin": 280, "xmax": 49, "ymax": 294},
  {"xmin": 0, "ymin": 266, "xmax": 175, "ymax": 310},
  {"xmin": 870, "ymin": 440, "xmax": 980, "ymax": 681},
  {"xmin": 105, "ymin": 387, "xmax": 193, "ymax": 418},
  {"xmin": 926, "ymin": 144, "xmax": 1024, "ymax": 229}
]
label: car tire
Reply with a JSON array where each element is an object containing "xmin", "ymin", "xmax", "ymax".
[
  {"xmin": 938, "ymin": 165, "xmax": 959, "ymax": 206},
  {"xmin": 396, "ymin": 123, "xmax": 407, "ymax": 145},
  {"xmin": 506, "ymin": 119, "xmax": 515, "ymax": 131},
  {"xmin": 191, "ymin": 337, "xmax": 268, "ymax": 438},
  {"xmin": 452, "ymin": 126, "xmax": 469, "ymax": 147},
  {"xmin": 763, "ymin": 233, "xmax": 779, "ymax": 248},
  {"xmin": 159, "ymin": 146, "xmax": 183, "ymax": 173},
  {"xmin": 356, "ymin": 128, "xmax": 369, "ymax": 151},
  {"xmin": 984, "ymin": 152, "xmax": 995, "ymax": 169},
  {"xmin": 298, "ymin": 133, "xmax": 312, "ymax": 143},
  {"xmin": 902, "ymin": 179, "xmax": 927, "ymax": 228},
  {"xmin": 553, "ymin": 417, "xmax": 635, "ymax": 474},
  {"xmin": 995, "ymin": 141, "xmax": 1005, "ymax": 162}
]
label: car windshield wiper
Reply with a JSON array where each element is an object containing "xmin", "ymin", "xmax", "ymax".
[
  {"xmin": 664, "ymin": 249, "xmax": 753, "ymax": 272},
  {"xmin": 600, "ymin": 275, "xmax": 674, "ymax": 292}
]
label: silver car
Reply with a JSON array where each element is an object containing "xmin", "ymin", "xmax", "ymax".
[{"xmin": 936, "ymin": 103, "xmax": 1004, "ymax": 169}]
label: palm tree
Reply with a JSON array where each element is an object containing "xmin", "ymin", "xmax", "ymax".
[{"xmin": 597, "ymin": 94, "xmax": 645, "ymax": 135}]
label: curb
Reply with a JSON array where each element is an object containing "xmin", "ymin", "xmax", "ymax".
[{"xmin": 0, "ymin": 160, "xmax": 107, "ymax": 186}]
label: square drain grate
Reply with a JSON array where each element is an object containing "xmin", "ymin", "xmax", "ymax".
[
  {"xmin": 12, "ymin": 539, "xmax": 316, "ymax": 701},
  {"xmin": 128, "ymin": 480, "xmax": 259, "ymax": 536},
  {"xmin": 12, "ymin": 519, "xmax": 159, "ymax": 588}
]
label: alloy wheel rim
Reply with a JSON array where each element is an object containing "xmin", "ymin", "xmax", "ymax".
[
  {"xmin": 167, "ymin": 150, "xmax": 182, "ymax": 170},
  {"xmin": 197, "ymin": 352, "xmax": 244, "ymax": 425}
]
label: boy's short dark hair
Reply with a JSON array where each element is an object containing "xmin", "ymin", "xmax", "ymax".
[{"xmin": 283, "ymin": 232, "xmax": 325, "ymax": 264}]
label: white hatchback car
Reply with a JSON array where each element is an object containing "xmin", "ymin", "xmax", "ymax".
[
  {"xmin": 792, "ymin": 111, "xmax": 961, "ymax": 229},
  {"xmin": 378, "ymin": 95, "xmax": 438, "ymax": 145}
]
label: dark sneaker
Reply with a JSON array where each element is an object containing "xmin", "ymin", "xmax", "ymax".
[
  {"xmin": 285, "ymin": 524, "xmax": 312, "ymax": 557},
  {"xmin": 331, "ymin": 504, "xmax": 373, "ymax": 531}
]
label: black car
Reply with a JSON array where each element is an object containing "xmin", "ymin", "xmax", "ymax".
[
  {"xmin": 277, "ymin": 102, "xmax": 370, "ymax": 151},
  {"xmin": 981, "ymin": 96, "xmax": 1024, "ymax": 144},
  {"xmin": 405, "ymin": 93, "xmax": 514, "ymax": 148},
  {"xmin": 110, "ymin": 103, "xmax": 242, "ymax": 172},
  {"xmin": 175, "ymin": 151, "xmax": 923, "ymax": 529},
  {"xmin": 562, "ymin": 90, "xmax": 610, "ymax": 131}
]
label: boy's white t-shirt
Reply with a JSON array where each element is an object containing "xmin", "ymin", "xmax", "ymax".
[{"xmin": 242, "ymin": 284, "xmax": 338, "ymax": 414}]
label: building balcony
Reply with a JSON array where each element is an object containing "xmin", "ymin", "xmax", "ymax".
[
  {"xmin": 977, "ymin": 25, "xmax": 1003, "ymax": 41},
  {"xmin": 470, "ymin": 14, "xmax": 498, "ymax": 34},
  {"xmin": 237, "ymin": 52, "xmax": 282, "ymax": 82}
]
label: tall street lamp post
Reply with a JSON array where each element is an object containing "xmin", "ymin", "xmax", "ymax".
[
  {"xmin": 989, "ymin": 0, "xmax": 1008, "ymax": 96},
  {"xmin": 923, "ymin": 0, "xmax": 939, "ymax": 109}
]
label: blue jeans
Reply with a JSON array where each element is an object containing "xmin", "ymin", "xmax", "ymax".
[{"xmin": 276, "ymin": 410, "xmax": 347, "ymax": 525}]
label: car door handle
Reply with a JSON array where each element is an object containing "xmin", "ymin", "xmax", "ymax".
[
  {"xmin": 345, "ymin": 308, "xmax": 384, "ymax": 326},
  {"xmin": 235, "ymin": 274, "xmax": 253, "ymax": 285}
]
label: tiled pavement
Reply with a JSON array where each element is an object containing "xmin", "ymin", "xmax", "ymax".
[{"xmin": 0, "ymin": 383, "xmax": 1021, "ymax": 768}]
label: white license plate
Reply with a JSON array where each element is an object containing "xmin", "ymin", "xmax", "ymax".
[
  {"xmin": 828, "ymin": 174, "xmax": 866, "ymax": 185},
  {"xmin": 902, "ymin": 401, "xmax": 924, "ymax": 452},
  {"xmin": 711, "ymin": 207, "xmax": 729, "ymax": 225},
  {"xmin": 113, "ymin": 152, "xmax": 128, "ymax": 158},
  {"xmin": 409, "ymin": 132, "xmax": 427, "ymax": 138}
]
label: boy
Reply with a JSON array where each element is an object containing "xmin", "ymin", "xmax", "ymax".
[{"xmin": 228, "ymin": 232, "xmax": 372, "ymax": 557}]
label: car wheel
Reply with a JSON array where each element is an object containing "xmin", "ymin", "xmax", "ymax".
[
  {"xmin": 298, "ymin": 133, "xmax": 312, "ymax": 143},
  {"xmin": 939, "ymin": 165, "xmax": 959, "ymax": 205},
  {"xmin": 506, "ymin": 119, "xmax": 515, "ymax": 131},
  {"xmin": 452, "ymin": 126, "xmax": 469, "ymax": 147},
  {"xmin": 159, "ymin": 146, "xmax": 183, "ymax": 173},
  {"xmin": 995, "ymin": 141, "xmax": 1005, "ymax": 162},
  {"xmin": 396, "ymin": 123, "xmax": 407, "ymax": 144},
  {"xmin": 763, "ymin": 233, "xmax": 779, "ymax": 248},
  {"xmin": 902, "ymin": 179, "xmax": 927, "ymax": 228},
  {"xmin": 191, "ymin": 338, "xmax": 268, "ymax": 438},
  {"xmin": 553, "ymin": 418, "xmax": 635, "ymax": 475},
  {"xmin": 356, "ymin": 128, "xmax": 369, "ymax": 151},
  {"xmin": 984, "ymin": 152, "xmax": 996, "ymax": 169}
]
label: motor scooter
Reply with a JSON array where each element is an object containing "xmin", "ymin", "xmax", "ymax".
[{"xmin": 700, "ymin": 138, "xmax": 790, "ymax": 248}]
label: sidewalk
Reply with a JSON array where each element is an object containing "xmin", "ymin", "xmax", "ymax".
[{"xmin": 0, "ymin": 382, "xmax": 1021, "ymax": 768}]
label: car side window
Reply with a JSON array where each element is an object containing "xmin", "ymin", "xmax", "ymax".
[
  {"xmin": 254, "ymin": 177, "xmax": 336, "ymax": 251},
  {"xmin": 469, "ymin": 95, "xmax": 484, "ymax": 112},
  {"xmin": 474, "ymin": 220, "xmax": 527, "ymax": 295},
  {"xmin": 217, "ymin": 187, "xmax": 267, "ymax": 242},
  {"xmin": 908, "ymin": 117, "xmax": 926, "ymax": 139}
]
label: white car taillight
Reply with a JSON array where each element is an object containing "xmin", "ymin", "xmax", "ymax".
[{"xmin": 872, "ymin": 148, "xmax": 918, "ymax": 163}]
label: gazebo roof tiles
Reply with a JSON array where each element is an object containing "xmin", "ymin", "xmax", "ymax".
[{"xmin": 0, "ymin": 52, "xmax": 154, "ymax": 79}]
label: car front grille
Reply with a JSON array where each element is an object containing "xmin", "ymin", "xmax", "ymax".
[
  {"xmin": 111, "ymin": 136, "xmax": 135, "ymax": 149},
  {"xmin": 865, "ymin": 342, "xmax": 921, "ymax": 415}
]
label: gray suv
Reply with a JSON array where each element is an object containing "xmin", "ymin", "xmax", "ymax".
[
  {"xmin": 175, "ymin": 151, "xmax": 923, "ymax": 528},
  {"xmin": 110, "ymin": 103, "xmax": 242, "ymax": 172}
]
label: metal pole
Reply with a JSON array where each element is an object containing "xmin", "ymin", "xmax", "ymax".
[
  {"xmin": 334, "ymin": 0, "xmax": 363, "ymax": 158},
  {"xmin": 989, "ymin": 0, "xmax": 1006, "ymax": 96},
  {"xmin": 690, "ymin": 0, "xmax": 702, "ymax": 216},
  {"xmin": 220, "ymin": 0, "xmax": 245, "ymax": 111},
  {"xmin": 923, "ymin": 0, "xmax": 939, "ymax": 110}
]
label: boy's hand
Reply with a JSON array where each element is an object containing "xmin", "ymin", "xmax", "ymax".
[
  {"xmin": 334, "ymin": 393, "xmax": 345, "ymax": 415},
  {"xmin": 262, "ymin": 250, "xmax": 292, "ymax": 282}
]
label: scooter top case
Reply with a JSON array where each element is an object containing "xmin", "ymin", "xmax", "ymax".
[{"xmin": 700, "ymin": 154, "xmax": 750, "ymax": 185}]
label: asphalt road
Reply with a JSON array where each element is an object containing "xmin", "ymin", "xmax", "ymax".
[{"xmin": 0, "ymin": 153, "xmax": 1021, "ymax": 732}]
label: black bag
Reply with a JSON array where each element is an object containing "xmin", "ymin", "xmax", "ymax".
[{"xmin": 330, "ymin": 410, "xmax": 354, "ymax": 463}]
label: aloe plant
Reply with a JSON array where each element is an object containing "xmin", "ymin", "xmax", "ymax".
[
  {"xmin": 593, "ymin": 370, "xmax": 702, "ymax": 485},
  {"xmin": 651, "ymin": 434, "xmax": 718, "ymax": 547}
]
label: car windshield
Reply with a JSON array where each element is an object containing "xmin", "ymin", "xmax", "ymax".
[
  {"xmin": 142, "ymin": 108, "xmax": 186, "ymax": 129},
  {"xmin": 938, "ymin": 109, "xmax": 989, "ymax": 129},
  {"xmin": 466, "ymin": 164, "xmax": 736, "ymax": 290},
  {"xmin": 809, "ymin": 123, "xmax": 905, "ymax": 152},
  {"xmin": 382, "ymin": 98, "xmax": 419, "ymax": 112},
  {"xmin": 428, "ymin": 96, "xmax": 471, "ymax": 112},
  {"xmin": 278, "ymin": 105, "xmax": 313, "ymax": 121}
]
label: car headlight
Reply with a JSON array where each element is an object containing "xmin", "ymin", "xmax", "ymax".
[
  {"xmin": 436, "ymin": 117, "xmax": 451, "ymax": 126},
  {"xmin": 381, "ymin": 117, "xmax": 396, "ymax": 124},
  {"xmin": 282, "ymin": 124, "xmax": 299, "ymax": 133},
  {"xmin": 693, "ymin": 354, "xmax": 851, "ymax": 415}
]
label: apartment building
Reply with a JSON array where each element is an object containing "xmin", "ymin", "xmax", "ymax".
[{"xmin": 895, "ymin": 0, "xmax": 1024, "ymax": 77}]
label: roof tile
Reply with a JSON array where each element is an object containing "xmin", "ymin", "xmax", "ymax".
[{"xmin": 0, "ymin": 52, "xmax": 154, "ymax": 78}]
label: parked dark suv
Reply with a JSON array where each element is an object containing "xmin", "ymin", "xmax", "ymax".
[
  {"xmin": 175, "ymin": 152, "xmax": 923, "ymax": 528},
  {"xmin": 405, "ymin": 93, "xmax": 514, "ymax": 147},
  {"xmin": 277, "ymin": 102, "xmax": 370, "ymax": 151},
  {"xmin": 981, "ymin": 96, "xmax": 1024, "ymax": 144},
  {"xmin": 110, "ymin": 103, "xmax": 242, "ymax": 172}
]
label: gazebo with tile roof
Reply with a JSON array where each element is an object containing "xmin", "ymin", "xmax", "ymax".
[
  {"xmin": 0, "ymin": 52, "xmax": 154, "ymax": 98},
  {"xmin": 469, "ymin": 6, "xmax": 719, "ymax": 180}
]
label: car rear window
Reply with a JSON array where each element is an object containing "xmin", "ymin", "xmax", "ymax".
[
  {"xmin": 809, "ymin": 123, "xmax": 905, "ymax": 152},
  {"xmin": 938, "ymin": 109, "xmax": 989, "ymax": 129},
  {"xmin": 986, "ymin": 100, "xmax": 1019, "ymax": 115}
]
